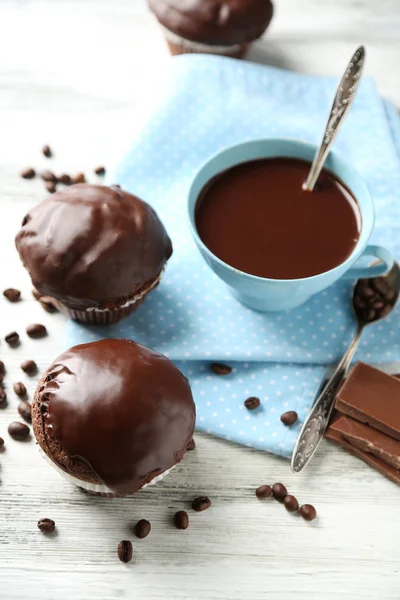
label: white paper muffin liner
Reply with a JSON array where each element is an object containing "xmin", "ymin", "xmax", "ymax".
[{"xmin": 162, "ymin": 26, "xmax": 244, "ymax": 56}]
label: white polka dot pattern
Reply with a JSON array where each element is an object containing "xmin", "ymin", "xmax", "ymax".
[{"xmin": 66, "ymin": 56, "xmax": 400, "ymax": 457}]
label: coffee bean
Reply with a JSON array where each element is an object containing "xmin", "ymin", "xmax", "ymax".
[
  {"xmin": 72, "ymin": 172, "xmax": 86, "ymax": 184},
  {"xmin": 353, "ymin": 295, "xmax": 366, "ymax": 309},
  {"xmin": 211, "ymin": 362, "xmax": 232, "ymax": 375},
  {"xmin": 13, "ymin": 382, "xmax": 27, "ymax": 397},
  {"xmin": 0, "ymin": 361, "xmax": 5, "ymax": 377},
  {"xmin": 58, "ymin": 173, "xmax": 72, "ymax": 185},
  {"xmin": 134, "ymin": 519, "xmax": 151, "ymax": 539},
  {"xmin": 378, "ymin": 304, "xmax": 392, "ymax": 319},
  {"xmin": 174, "ymin": 510, "xmax": 189, "ymax": 530},
  {"xmin": 3, "ymin": 288, "xmax": 21, "ymax": 302},
  {"xmin": 32, "ymin": 288, "xmax": 42, "ymax": 301},
  {"xmin": 39, "ymin": 296, "xmax": 58, "ymax": 313},
  {"xmin": 371, "ymin": 300, "xmax": 385, "ymax": 310},
  {"xmin": 280, "ymin": 411, "xmax": 298, "ymax": 426},
  {"xmin": 26, "ymin": 323, "xmax": 47, "ymax": 338},
  {"xmin": 5, "ymin": 331, "xmax": 19, "ymax": 346},
  {"xmin": 117, "ymin": 540, "xmax": 133, "ymax": 563},
  {"xmin": 357, "ymin": 282, "xmax": 375, "ymax": 298},
  {"xmin": 45, "ymin": 181, "xmax": 57, "ymax": 194},
  {"xmin": 300, "ymin": 504, "xmax": 317, "ymax": 521},
  {"xmin": 42, "ymin": 144, "xmax": 52, "ymax": 158},
  {"xmin": 41, "ymin": 170, "xmax": 57, "ymax": 182},
  {"xmin": 385, "ymin": 288, "xmax": 396, "ymax": 302},
  {"xmin": 21, "ymin": 359, "xmax": 38, "ymax": 375},
  {"xmin": 363, "ymin": 308, "xmax": 376, "ymax": 322},
  {"xmin": 37, "ymin": 518, "xmax": 55, "ymax": 533},
  {"xmin": 370, "ymin": 277, "xmax": 391, "ymax": 296},
  {"xmin": 192, "ymin": 496, "xmax": 211, "ymax": 512},
  {"xmin": 94, "ymin": 166, "xmax": 106, "ymax": 176},
  {"xmin": 272, "ymin": 483, "xmax": 287, "ymax": 502},
  {"xmin": 255, "ymin": 485, "xmax": 272, "ymax": 499},
  {"xmin": 0, "ymin": 437, "xmax": 4, "ymax": 447},
  {"xmin": 18, "ymin": 401, "xmax": 32, "ymax": 423},
  {"xmin": 21, "ymin": 167, "xmax": 36, "ymax": 179},
  {"xmin": 0, "ymin": 388, "xmax": 7, "ymax": 406},
  {"xmin": 283, "ymin": 495, "xmax": 299, "ymax": 512},
  {"xmin": 8, "ymin": 421, "xmax": 30, "ymax": 440},
  {"xmin": 244, "ymin": 396, "xmax": 260, "ymax": 410},
  {"xmin": 187, "ymin": 438, "xmax": 196, "ymax": 451}
]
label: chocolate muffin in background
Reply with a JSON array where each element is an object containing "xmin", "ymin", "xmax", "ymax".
[
  {"xmin": 32, "ymin": 339, "xmax": 196, "ymax": 497},
  {"xmin": 148, "ymin": 0, "xmax": 274, "ymax": 59},
  {"xmin": 15, "ymin": 184, "xmax": 172, "ymax": 325}
]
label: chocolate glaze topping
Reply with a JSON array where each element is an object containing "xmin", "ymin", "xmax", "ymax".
[
  {"xmin": 35, "ymin": 339, "xmax": 195, "ymax": 495},
  {"xmin": 148, "ymin": 0, "xmax": 274, "ymax": 46},
  {"xmin": 15, "ymin": 184, "xmax": 172, "ymax": 310}
]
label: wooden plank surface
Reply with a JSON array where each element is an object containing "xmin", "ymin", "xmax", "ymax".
[{"xmin": 0, "ymin": 1, "xmax": 399, "ymax": 599}]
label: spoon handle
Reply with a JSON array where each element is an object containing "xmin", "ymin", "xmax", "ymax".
[
  {"xmin": 291, "ymin": 325, "xmax": 363, "ymax": 473},
  {"xmin": 303, "ymin": 46, "xmax": 365, "ymax": 192}
]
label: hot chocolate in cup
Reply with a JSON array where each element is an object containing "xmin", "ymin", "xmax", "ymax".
[{"xmin": 188, "ymin": 139, "xmax": 393, "ymax": 312}]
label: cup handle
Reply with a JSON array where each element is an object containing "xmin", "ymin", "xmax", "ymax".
[{"xmin": 342, "ymin": 245, "xmax": 394, "ymax": 280}]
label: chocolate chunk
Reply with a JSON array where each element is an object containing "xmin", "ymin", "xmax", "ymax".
[
  {"xmin": 3, "ymin": 288, "xmax": 21, "ymax": 302},
  {"xmin": 174, "ymin": 510, "xmax": 189, "ymax": 530},
  {"xmin": 26, "ymin": 323, "xmax": 47, "ymax": 338},
  {"xmin": 280, "ymin": 411, "xmax": 298, "ymax": 426},
  {"xmin": 21, "ymin": 167, "xmax": 36, "ymax": 179},
  {"xmin": 21, "ymin": 359, "xmax": 38, "ymax": 375},
  {"xmin": 5, "ymin": 331, "xmax": 19, "ymax": 346},
  {"xmin": 187, "ymin": 438, "xmax": 195, "ymax": 451},
  {"xmin": 13, "ymin": 382, "xmax": 27, "ymax": 397},
  {"xmin": 39, "ymin": 296, "xmax": 58, "ymax": 313},
  {"xmin": 299, "ymin": 504, "xmax": 317, "ymax": 521},
  {"xmin": 117, "ymin": 540, "xmax": 133, "ymax": 563},
  {"xmin": 41, "ymin": 170, "xmax": 57, "ymax": 183},
  {"xmin": 255, "ymin": 484, "xmax": 272, "ymax": 499},
  {"xmin": 18, "ymin": 401, "xmax": 32, "ymax": 423},
  {"xmin": 58, "ymin": 173, "xmax": 72, "ymax": 185},
  {"xmin": 72, "ymin": 172, "xmax": 86, "ymax": 184},
  {"xmin": 42, "ymin": 145, "xmax": 52, "ymax": 158},
  {"xmin": 283, "ymin": 495, "xmax": 299, "ymax": 512},
  {"xmin": 211, "ymin": 362, "xmax": 232, "ymax": 375},
  {"xmin": 244, "ymin": 396, "xmax": 260, "ymax": 410},
  {"xmin": 272, "ymin": 483, "xmax": 287, "ymax": 502},
  {"xmin": 94, "ymin": 166, "xmax": 106, "ymax": 176},
  {"xmin": 0, "ymin": 388, "xmax": 7, "ymax": 406},
  {"xmin": 192, "ymin": 496, "xmax": 211, "ymax": 512},
  {"xmin": 0, "ymin": 437, "xmax": 4, "ymax": 447},
  {"xmin": 134, "ymin": 519, "xmax": 151, "ymax": 539},
  {"xmin": 37, "ymin": 518, "xmax": 55, "ymax": 533},
  {"xmin": 8, "ymin": 421, "xmax": 30, "ymax": 440},
  {"xmin": 45, "ymin": 181, "xmax": 57, "ymax": 194}
]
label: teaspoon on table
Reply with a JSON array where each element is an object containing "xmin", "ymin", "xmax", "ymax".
[
  {"xmin": 303, "ymin": 45, "xmax": 365, "ymax": 192},
  {"xmin": 291, "ymin": 260, "xmax": 400, "ymax": 473}
]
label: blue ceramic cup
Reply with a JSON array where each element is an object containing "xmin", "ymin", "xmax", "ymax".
[{"xmin": 188, "ymin": 138, "xmax": 393, "ymax": 312}]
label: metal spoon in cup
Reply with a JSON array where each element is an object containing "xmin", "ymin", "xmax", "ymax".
[
  {"xmin": 291, "ymin": 260, "xmax": 400, "ymax": 473},
  {"xmin": 303, "ymin": 45, "xmax": 365, "ymax": 192}
]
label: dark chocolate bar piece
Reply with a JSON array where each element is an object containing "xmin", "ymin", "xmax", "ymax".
[{"xmin": 335, "ymin": 362, "xmax": 400, "ymax": 441}]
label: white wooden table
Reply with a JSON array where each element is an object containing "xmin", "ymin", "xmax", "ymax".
[{"xmin": 1, "ymin": 1, "xmax": 399, "ymax": 599}]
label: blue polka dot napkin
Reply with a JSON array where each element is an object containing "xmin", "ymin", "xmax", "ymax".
[{"xmin": 67, "ymin": 55, "xmax": 400, "ymax": 457}]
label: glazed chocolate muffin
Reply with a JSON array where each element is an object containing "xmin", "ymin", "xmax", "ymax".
[
  {"xmin": 15, "ymin": 184, "xmax": 172, "ymax": 324},
  {"xmin": 32, "ymin": 339, "xmax": 196, "ymax": 496},
  {"xmin": 148, "ymin": 0, "xmax": 274, "ymax": 58}
]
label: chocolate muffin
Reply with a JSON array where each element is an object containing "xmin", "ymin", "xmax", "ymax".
[
  {"xmin": 15, "ymin": 184, "xmax": 172, "ymax": 324},
  {"xmin": 148, "ymin": 0, "xmax": 274, "ymax": 59},
  {"xmin": 32, "ymin": 339, "xmax": 196, "ymax": 496}
]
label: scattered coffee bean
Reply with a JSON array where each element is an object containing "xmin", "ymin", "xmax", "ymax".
[
  {"xmin": 45, "ymin": 181, "xmax": 57, "ymax": 194},
  {"xmin": 134, "ymin": 519, "xmax": 151, "ymax": 539},
  {"xmin": 21, "ymin": 167, "xmax": 36, "ymax": 179},
  {"xmin": 0, "ymin": 437, "xmax": 4, "ymax": 447},
  {"xmin": 192, "ymin": 496, "xmax": 211, "ymax": 512},
  {"xmin": 300, "ymin": 504, "xmax": 317, "ymax": 521},
  {"xmin": 26, "ymin": 323, "xmax": 47, "ymax": 338},
  {"xmin": 21, "ymin": 359, "xmax": 38, "ymax": 375},
  {"xmin": 13, "ymin": 382, "xmax": 27, "ymax": 397},
  {"xmin": 0, "ymin": 361, "xmax": 5, "ymax": 377},
  {"xmin": 0, "ymin": 388, "xmax": 7, "ymax": 406},
  {"xmin": 32, "ymin": 288, "xmax": 42, "ymax": 301},
  {"xmin": 39, "ymin": 296, "xmax": 58, "ymax": 313},
  {"xmin": 5, "ymin": 331, "xmax": 19, "ymax": 346},
  {"xmin": 72, "ymin": 172, "xmax": 86, "ymax": 184},
  {"xmin": 41, "ymin": 170, "xmax": 57, "ymax": 182},
  {"xmin": 18, "ymin": 401, "xmax": 32, "ymax": 423},
  {"xmin": 3, "ymin": 288, "xmax": 21, "ymax": 302},
  {"xmin": 272, "ymin": 483, "xmax": 288, "ymax": 502},
  {"xmin": 117, "ymin": 540, "xmax": 133, "ymax": 563},
  {"xmin": 244, "ymin": 396, "xmax": 260, "ymax": 410},
  {"xmin": 58, "ymin": 173, "xmax": 72, "ymax": 185},
  {"xmin": 42, "ymin": 144, "xmax": 52, "ymax": 158},
  {"xmin": 174, "ymin": 510, "xmax": 189, "ymax": 530},
  {"xmin": 37, "ymin": 518, "xmax": 55, "ymax": 533},
  {"xmin": 8, "ymin": 421, "xmax": 30, "ymax": 440},
  {"xmin": 280, "ymin": 411, "xmax": 298, "ymax": 426},
  {"xmin": 187, "ymin": 438, "xmax": 196, "ymax": 451},
  {"xmin": 256, "ymin": 485, "xmax": 272, "ymax": 499},
  {"xmin": 94, "ymin": 165, "xmax": 106, "ymax": 176},
  {"xmin": 283, "ymin": 495, "xmax": 299, "ymax": 512},
  {"xmin": 211, "ymin": 362, "xmax": 232, "ymax": 376}
]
